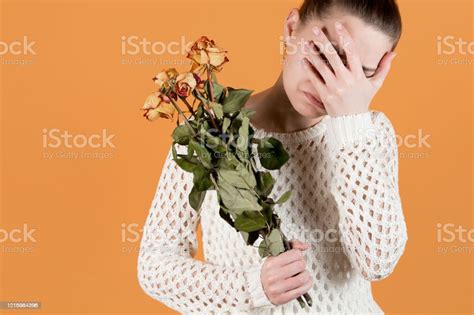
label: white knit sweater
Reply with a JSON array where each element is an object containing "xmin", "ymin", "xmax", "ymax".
[{"xmin": 137, "ymin": 110, "xmax": 408, "ymax": 315}]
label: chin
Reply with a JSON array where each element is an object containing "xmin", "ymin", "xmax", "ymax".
[{"xmin": 290, "ymin": 95, "xmax": 326, "ymax": 119}]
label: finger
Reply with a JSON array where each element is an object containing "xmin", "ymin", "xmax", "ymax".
[
  {"xmin": 279, "ymin": 259, "xmax": 306, "ymax": 280},
  {"xmin": 311, "ymin": 26, "xmax": 348, "ymax": 78},
  {"xmin": 303, "ymin": 57, "xmax": 329, "ymax": 98},
  {"xmin": 334, "ymin": 21, "xmax": 364, "ymax": 76},
  {"xmin": 268, "ymin": 270, "xmax": 310, "ymax": 297},
  {"xmin": 280, "ymin": 274, "xmax": 313, "ymax": 302},
  {"xmin": 290, "ymin": 239, "xmax": 310, "ymax": 251},
  {"xmin": 370, "ymin": 51, "xmax": 397, "ymax": 89},
  {"xmin": 304, "ymin": 41, "xmax": 335, "ymax": 85},
  {"xmin": 270, "ymin": 248, "xmax": 303, "ymax": 267},
  {"xmin": 285, "ymin": 270, "xmax": 311, "ymax": 291}
]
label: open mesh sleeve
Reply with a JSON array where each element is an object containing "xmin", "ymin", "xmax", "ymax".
[
  {"xmin": 137, "ymin": 145, "xmax": 273, "ymax": 314},
  {"xmin": 325, "ymin": 111, "xmax": 408, "ymax": 281}
]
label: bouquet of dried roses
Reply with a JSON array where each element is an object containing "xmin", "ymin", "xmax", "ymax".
[{"xmin": 141, "ymin": 36, "xmax": 312, "ymax": 308}]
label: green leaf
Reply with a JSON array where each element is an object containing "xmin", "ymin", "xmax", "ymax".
[
  {"xmin": 217, "ymin": 155, "xmax": 239, "ymax": 170},
  {"xmin": 266, "ymin": 229, "xmax": 285, "ymax": 256},
  {"xmin": 275, "ymin": 190, "xmax": 291, "ymax": 204},
  {"xmin": 240, "ymin": 108, "xmax": 257, "ymax": 117},
  {"xmin": 205, "ymin": 81, "xmax": 225, "ymax": 101},
  {"xmin": 189, "ymin": 186, "xmax": 206, "ymax": 211},
  {"xmin": 210, "ymin": 102, "xmax": 224, "ymax": 120},
  {"xmin": 217, "ymin": 180, "xmax": 262, "ymax": 214},
  {"xmin": 236, "ymin": 116, "xmax": 249, "ymax": 151},
  {"xmin": 222, "ymin": 117, "xmax": 231, "ymax": 133},
  {"xmin": 259, "ymin": 241, "xmax": 270, "ymax": 258},
  {"xmin": 193, "ymin": 165, "xmax": 213, "ymax": 191},
  {"xmin": 217, "ymin": 163, "xmax": 256, "ymax": 190},
  {"xmin": 172, "ymin": 144, "xmax": 197, "ymax": 172},
  {"xmin": 222, "ymin": 88, "xmax": 253, "ymax": 114},
  {"xmin": 234, "ymin": 211, "xmax": 267, "ymax": 232},
  {"xmin": 261, "ymin": 202, "xmax": 274, "ymax": 225},
  {"xmin": 172, "ymin": 124, "xmax": 193, "ymax": 145},
  {"xmin": 257, "ymin": 137, "xmax": 290, "ymax": 170},
  {"xmin": 256, "ymin": 171, "xmax": 275, "ymax": 197},
  {"xmin": 205, "ymin": 133, "xmax": 227, "ymax": 153},
  {"xmin": 189, "ymin": 139, "xmax": 212, "ymax": 169}
]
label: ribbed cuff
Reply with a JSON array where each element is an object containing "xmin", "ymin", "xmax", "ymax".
[
  {"xmin": 245, "ymin": 260, "xmax": 274, "ymax": 309},
  {"xmin": 325, "ymin": 111, "xmax": 375, "ymax": 148}
]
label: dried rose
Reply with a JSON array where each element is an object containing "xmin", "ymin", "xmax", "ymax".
[
  {"xmin": 175, "ymin": 72, "xmax": 197, "ymax": 97},
  {"xmin": 187, "ymin": 36, "xmax": 229, "ymax": 72},
  {"xmin": 193, "ymin": 73, "xmax": 205, "ymax": 92},
  {"xmin": 152, "ymin": 68, "xmax": 179, "ymax": 90},
  {"xmin": 142, "ymin": 92, "xmax": 175, "ymax": 121}
]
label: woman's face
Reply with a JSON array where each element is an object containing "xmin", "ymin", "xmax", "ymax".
[{"xmin": 282, "ymin": 8, "xmax": 395, "ymax": 118}]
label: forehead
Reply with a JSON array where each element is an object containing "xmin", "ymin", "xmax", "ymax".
[{"xmin": 297, "ymin": 11, "xmax": 393, "ymax": 70}]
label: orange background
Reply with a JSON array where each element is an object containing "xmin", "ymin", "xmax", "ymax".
[{"xmin": 0, "ymin": 0, "xmax": 472, "ymax": 314}]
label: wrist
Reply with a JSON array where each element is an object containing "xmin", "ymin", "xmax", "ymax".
[
  {"xmin": 245, "ymin": 259, "xmax": 274, "ymax": 309},
  {"xmin": 325, "ymin": 111, "xmax": 375, "ymax": 148}
]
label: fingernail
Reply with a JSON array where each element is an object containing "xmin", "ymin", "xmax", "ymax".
[
  {"xmin": 335, "ymin": 22, "xmax": 343, "ymax": 30},
  {"xmin": 312, "ymin": 27, "xmax": 321, "ymax": 36}
]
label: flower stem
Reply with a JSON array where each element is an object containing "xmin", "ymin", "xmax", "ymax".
[
  {"xmin": 207, "ymin": 66, "xmax": 215, "ymax": 103},
  {"xmin": 168, "ymin": 96, "xmax": 197, "ymax": 137},
  {"xmin": 195, "ymin": 89, "xmax": 219, "ymax": 131},
  {"xmin": 180, "ymin": 96, "xmax": 196, "ymax": 116}
]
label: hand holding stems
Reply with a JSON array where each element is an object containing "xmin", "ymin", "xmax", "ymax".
[
  {"xmin": 302, "ymin": 21, "xmax": 397, "ymax": 117},
  {"xmin": 261, "ymin": 240, "xmax": 313, "ymax": 308}
]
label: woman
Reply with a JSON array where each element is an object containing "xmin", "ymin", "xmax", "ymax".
[{"xmin": 137, "ymin": 0, "xmax": 408, "ymax": 314}]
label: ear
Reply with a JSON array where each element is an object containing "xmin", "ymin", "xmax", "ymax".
[{"xmin": 283, "ymin": 8, "xmax": 301, "ymax": 41}]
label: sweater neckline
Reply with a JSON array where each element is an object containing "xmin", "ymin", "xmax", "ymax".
[{"xmin": 249, "ymin": 115, "xmax": 329, "ymax": 144}]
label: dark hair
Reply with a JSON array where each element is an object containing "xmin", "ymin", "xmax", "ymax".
[{"xmin": 299, "ymin": 0, "xmax": 402, "ymax": 46}]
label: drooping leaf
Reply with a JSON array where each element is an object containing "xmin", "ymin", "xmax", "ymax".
[
  {"xmin": 236, "ymin": 116, "xmax": 249, "ymax": 151},
  {"xmin": 266, "ymin": 229, "xmax": 285, "ymax": 256},
  {"xmin": 257, "ymin": 137, "xmax": 290, "ymax": 170},
  {"xmin": 234, "ymin": 211, "xmax": 267, "ymax": 232},
  {"xmin": 189, "ymin": 186, "xmax": 206, "ymax": 211},
  {"xmin": 172, "ymin": 124, "xmax": 194, "ymax": 145},
  {"xmin": 189, "ymin": 139, "xmax": 212, "ymax": 169},
  {"xmin": 259, "ymin": 241, "xmax": 270, "ymax": 258},
  {"xmin": 217, "ymin": 163, "xmax": 256, "ymax": 190},
  {"xmin": 222, "ymin": 117, "xmax": 231, "ymax": 133},
  {"xmin": 222, "ymin": 88, "xmax": 253, "ymax": 114},
  {"xmin": 172, "ymin": 144, "xmax": 197, "ymax": 172},
  {"xmin": 217, "ymin": 180, "xmax": 262, "ymax": 214},
  {"xmin": 256, "ymin": 171, "xmax": 275, "ymax": 197},
  {"xmin": 205, "ymin": 81, "xmax": 225, "ymax": 102},
  {"xmin": 193, "ymin": 164, "xmax": 213, "ymax": 191},
  {"xmin": 210, "ymin": 102, "xmax": 224, "ymax": 119},
  {"xmin": 275, "ymin": 190, "xmax": 291, "ymax": 204}
]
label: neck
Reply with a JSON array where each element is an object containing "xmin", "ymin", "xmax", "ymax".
[{"xmin": 256, "ymin": 72, "xmax": 324, "ymax": 133}]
